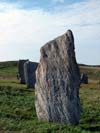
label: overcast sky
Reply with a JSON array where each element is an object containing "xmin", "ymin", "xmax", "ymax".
[{"xmin": 0, "ymin": 0, "xmax": 100, "ymax": 65}]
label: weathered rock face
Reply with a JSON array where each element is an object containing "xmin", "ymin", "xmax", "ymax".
[
  {"xmin": 35, "ymin": 30, "xmax": 81, "ymax": 124},
  {"xmin": 17, "ymin": 60, "xmax": 29, "ymax": 84},
  {"xmin": 81, "ymin": 73, "xmax": 88, "ymax": 84},
  {"xmin": 24, "ymin": 61, "xmax": 38, "ymax": 88}
]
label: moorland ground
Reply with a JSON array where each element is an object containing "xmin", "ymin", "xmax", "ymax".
[{"xmin": 0, "ymin": 61, "xmax": 100, "ymax": 133}]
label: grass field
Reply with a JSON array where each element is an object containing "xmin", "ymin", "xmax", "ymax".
[{"xmin": 0, "ymin": 61, "xmax": 100, "ymax": 133}]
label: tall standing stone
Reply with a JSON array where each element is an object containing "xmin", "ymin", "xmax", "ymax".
[
  {"xmin": 24, "ymin": 61, "xmax": 38, "ymax": 88},
  {"xmin": 35, "ymin": 30, "xmax": 81, "ymax": 124}
]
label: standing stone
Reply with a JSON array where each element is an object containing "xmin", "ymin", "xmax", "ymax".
[
  {"xmin": 81, "ymin": 73, "xmax": 88, "ymax": 84},
  {"xmin": 35, "ymin": 30, "xmax": 81, "ymax": 124},
  {"xmin": 17, "ymin": 60, "xmax": 28, "ymax": 84},
  {"xmin": 24, "ymin": 61, "xmax": 38, "ymax": 88}
]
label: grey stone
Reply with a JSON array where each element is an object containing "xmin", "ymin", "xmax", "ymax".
[
  {"xmin": 81, "ymin": 73, "xmax": 88, "ymax": 84},
  {"xmin": 24, "ymin": 61, "xmax": 38, "ymax": 88},
  {"xmin": 35, "ymin": 30, "xmax": 81, "ymax": 124},
  {"xmin": 17, "ymin": 59, "xmax": 29, "ymax": 84}
]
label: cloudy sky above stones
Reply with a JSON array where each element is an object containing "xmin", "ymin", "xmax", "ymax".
[{"xmin": 0, "ymin": 0, "xmax": 100, "ymax": 65}]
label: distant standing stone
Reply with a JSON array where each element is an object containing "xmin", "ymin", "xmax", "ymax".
[
  {"xmin": 81, "ymin": 73, "xmax": 88, "ymax": 84},
  {"xmin": 24, "ymin": 61, "xmax": 38, "ymax": 88},
  {"xmin": 17, "ymin": 60, "xmax": 28, "ymax": 84},
  {"xmin": 35, "ymin": 30, "xmax": 81, "ymax": 124}
]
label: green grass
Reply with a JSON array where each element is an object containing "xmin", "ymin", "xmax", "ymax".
[
  {"xmin": 0, "ymin": 61, "xmax": 100, "ymax": 133},
  {"xmin": 0, "ymin": 83, "xmax": 99, "ymax": 133},
  {"xmin": 0, "ymin": 61, "xmax": 17, "ymax": 79},
  {"xmin": 0, "ymin": 79, "xmax": 26, "ymax": 89},
  {"xmin": 79, "ymin": 66, "xmax": 100, "ymax": 80}
]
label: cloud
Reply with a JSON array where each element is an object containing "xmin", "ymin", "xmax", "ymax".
[
  {"xmin": 0, "ymin": 0, "xmax": 100, "ymax": 64},
  {"xmin": 52, "ymin": 0, "xmax": 64, "ymax": 3}
]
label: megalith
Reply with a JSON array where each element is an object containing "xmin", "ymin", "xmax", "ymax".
[
  {"xmin": 17, "ymin": 59, "xmax": 28, "ymax": 84},
  {"xmin": 24, "ymin": 61, "xmax": 38, "ymax": 88},
  {"xmin": 35, "ymin": 30, "xmax": 81, "ymax": 124},
  {"xmin": 81, "ymin": 73, "xmax": 88, "ymax": 84}
]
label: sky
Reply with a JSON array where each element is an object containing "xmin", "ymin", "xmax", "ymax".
[{"xmin": 0, "ymin": 0, "xmax": 100, "ymax": 65}]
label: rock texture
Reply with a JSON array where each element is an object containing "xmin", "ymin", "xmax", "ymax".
[
  {"xmin": 24, "ymin": 61, "xmax": 38, "ymax": 88},
  {"xmin": 17, "ymin": 60, "xmax": 28, "ymax": 84},
  {"xmin": 81, "ymin": 73, "xmax": 88, "ymax": 84},
  {"xmin": 35, "ymin": 30, "xmax": 81, "ymax": 124}
]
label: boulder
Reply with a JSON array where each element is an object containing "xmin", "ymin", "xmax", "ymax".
[
  {"xmin": 81, "ymin": 73, "xmax": 88, "ymax": 84},
  {"xmin": 35, "ymin": 30, "xmax": 81, "ymax": 124},
  {"xmin": 17, "ymin": 59, "xmax": 28, "ymax": 84},
  {"xmin": 24, "ymin": 61, "xmax": 38, "ymax": 88}
]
